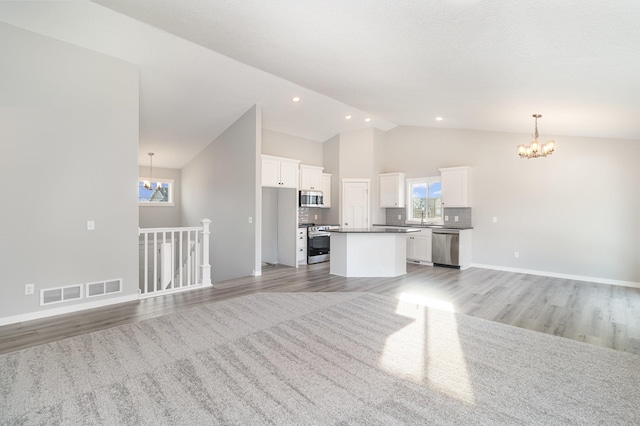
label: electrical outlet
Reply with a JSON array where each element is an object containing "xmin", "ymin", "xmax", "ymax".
[
  {"xmin": 248, "ymin": 217, "xmax": 253, "ymax": 224},
  {"xmin": 454, "ymin": 216, "xmax": 459, "ymax": 222},
  {"xmin": 397, "ymin": 215, "xmax": 401, "ymax": 220},
  {"xmin": 493, "ymin": 216, "xmax": 498, "ymax": 223},
  {"xmin": 25, "ymin": 284, "xmax": 34, "ymax": 295},
  {"xmin": 314, "ymin": 215, "xmax": 318, "ymax": 220},
  {"xmin": 514, "ymin": 251, "xmax": 520, "ymax": 258},
  {"xmin": 444, "ymin": 215, "xmax": 449, "ymax": 221},
  {"xmin": 87, "ymin": 220, "xmax": 95, "ymax": 231}
]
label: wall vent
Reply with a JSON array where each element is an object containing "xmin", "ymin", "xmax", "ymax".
[
  {"xmin": 86, "ymin": 278, "xmax": 123, "ymax": 298},
  {"xmin": 40, "ymin": 284, "xmax": 83, "ymax": 306}
]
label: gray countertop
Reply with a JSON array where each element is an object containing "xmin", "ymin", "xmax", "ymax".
[
  {"xmin": 329, "ymin": 227, "xmax": 420, "ymax": 234},
  {"xmin": 372, "ymin": 224, "xmax": 474, "ymax": 230}
]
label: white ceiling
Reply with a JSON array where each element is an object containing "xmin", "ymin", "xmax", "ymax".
[{"xmin": 2, "ymin": 1, "xmax": 639, "ymax": 168}]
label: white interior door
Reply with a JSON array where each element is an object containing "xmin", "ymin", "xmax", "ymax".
[{"xmin": 342, "ymin": 180, "xmax": 370, "ymax": 229}]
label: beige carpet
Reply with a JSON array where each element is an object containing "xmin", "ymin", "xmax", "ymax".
[{"xmin": 1, "ymin": 292, "xmax": 638, "ymax": 424}]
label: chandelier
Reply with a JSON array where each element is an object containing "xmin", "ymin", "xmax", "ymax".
[
  {"xmin": 517, "ymin": 114, "xmax": 556, "ymax": 159},
  {"xmin": 143, "ymin": 152, "xmax": 155, "ymax": 190}
]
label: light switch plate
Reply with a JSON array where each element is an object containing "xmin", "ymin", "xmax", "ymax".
[
  {"xmin": 493, "ymin": 216, "xmax": 498, "ymax": 223},
  {"xmin": 87, "ymin": 220, "xmax": 95, "ymax": 230}
]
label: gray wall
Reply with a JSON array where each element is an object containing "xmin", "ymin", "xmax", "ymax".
[
  {"xmin": 0, "ymin": 23, "xmax": 139, "ymax": 319},
  {"xmin": 321, "ymin": 129, "xmax": 387, "ymax": 227},
  {"xmin": 262, "ymin": 129, "xmax": 323, "ymax": 166},
  {"xmin": 138, "ymin": 166, "xmax": 182, "ymax": 228},
  {"xmin": 261, "ymin": 187, "xmax": 279, "ymax": 264},
  {"xmin": 322, "ymin": 134, "xmax": 341, "ymax": 225},
  {"xmin": 181, "ymin": 105, "xmax": 260, "ymax": 282},
  {"xmin": 384, "ymin": 126, "xmax": 640, "ymax": 283}
]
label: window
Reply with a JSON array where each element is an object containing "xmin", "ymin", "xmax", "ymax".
[
  {"xmin": 406, "ymin": 177, "xmax": 442, "ymax": 224},
  {"xmin": 138, "ymin": 178, "xmax": 174, "ymax": 206}
]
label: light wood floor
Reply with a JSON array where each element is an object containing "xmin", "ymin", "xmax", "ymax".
[{"xmin": 1, "ymin": 263, "xmax": 639, "ymax": 355}]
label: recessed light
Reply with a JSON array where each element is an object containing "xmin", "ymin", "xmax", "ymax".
[
  {"xmin": 365, "ymin": 117, "xmax": 371, "ymax": 122},
  {"xmin": 292, "ymin": 96, "xmax": 300, "ymax": 102},
  {"xmin": 345, "ymin": 115, "xmax": 352, "ymax": 120},
  {"xmin": 435, "ymin": 116, "xmax": 444, "ymax": 121}
]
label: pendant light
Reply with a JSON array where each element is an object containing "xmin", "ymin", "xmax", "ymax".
[{"xmin": 517, "ymin": 114, "xmax": 556, "ymax": 159}]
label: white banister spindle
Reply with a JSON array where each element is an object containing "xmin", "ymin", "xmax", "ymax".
[
  {"xmin": 200, "ymin": 218, "xmax": 212, "ymax": 286},
  {"xmin": 187, "ymin": 230, "xmax": 192, "ymax": 286},
  {"xmin": 195, "ymin": 229, "xmax": 200, "ymax": 284},
  {"xmin": 144, "ymin": 232, "xmax": 148, "ymax": 294},
  {"xmin": 153, "ymin": 232, "xmax": 158, "ymax": 293},
  {"xmin": 179, "ymin": 230, "xmax": 184, "ymax": 288}
]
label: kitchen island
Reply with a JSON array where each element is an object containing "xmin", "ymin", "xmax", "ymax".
[{"xmin": 329, "ymin": 227, "xmax": 419, "ymax": 277}]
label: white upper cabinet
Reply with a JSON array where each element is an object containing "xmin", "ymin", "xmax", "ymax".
[
  {"xmin": 439, "ymin": 166, "xmax": 471, "ymax": 207},
  {"xmin": 261, "ymin": 155, "xmax": 300, "ymax": 188},
  {"xmin": 299, "ymin": 164, "xmax": 324, "ymax": 191},
  {"xmin": 321, "ymin": 173, "xmax": 332, "ymax": 208},
  {"xmin": 379, "ymin": 172, "xmax": 406, "ymax": 208}
]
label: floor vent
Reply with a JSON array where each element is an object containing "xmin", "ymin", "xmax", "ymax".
[
  {"xmin": 40, "ymin": 284, "xmax": 83, "ymax": 306},
  {"xmin": 86, "ymin": 278, "xmax": 123, "ymax": 298}
]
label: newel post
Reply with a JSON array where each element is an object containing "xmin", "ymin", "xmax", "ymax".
[{"xmin": 200, "ymin": 218, "xmax": 212, "ymax": 286}]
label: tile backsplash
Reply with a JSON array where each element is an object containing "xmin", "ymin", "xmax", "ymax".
[
  {"xmin": 385, "ymin": 207, "xmax": 472, "ymax": 228},
  {"xmin": 385, "ymin": 208, "xmax": 406, "ymax": 226},
  {"xmin": 298, "ymin": 207, "xmax": 327, "ymax": 224},
  {"xmin": 443, "ymin": 207, "xmax": 472, "ymax": 228}
]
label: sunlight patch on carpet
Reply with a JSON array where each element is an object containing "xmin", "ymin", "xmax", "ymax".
[{"xmin": 379, "ymin": 292, "xmax": 476, "ymax": 404}]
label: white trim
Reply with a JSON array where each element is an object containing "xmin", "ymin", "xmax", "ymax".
[
  {"xmin": 138, "ymin": 283, "xmax": 202, "ymax": 300},
  {"xmin": 139, "ymin": 202, "xmax": 176, "ymax": 207},
  {"xmin": 471, "ymin": 263, "xmax": 640, "ymax": 289},
  {"xmin": 0, "ymin": 293, "xmax": 140, "ymax": 326}
]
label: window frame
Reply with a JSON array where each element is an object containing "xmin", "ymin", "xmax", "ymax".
[
  {"xmin": 405, "ymin": 176, "xmax": 443, "ymax": 225},
  {"xmin": 138, "ymin": 177, "xmax": 175, "ymax": 207}
]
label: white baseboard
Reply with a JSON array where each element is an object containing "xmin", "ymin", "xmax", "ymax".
[
  {"xmin": 471, "ymin": 263, "xmax": 640, "ymax": 289},
  {"xmin": 0, "ymin": 293, "xmax": 140, "ymax": 326}
]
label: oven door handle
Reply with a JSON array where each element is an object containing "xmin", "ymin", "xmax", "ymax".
[{"xmin": 309, "ymin": 233, "xmax": 331, "ymax": 238}]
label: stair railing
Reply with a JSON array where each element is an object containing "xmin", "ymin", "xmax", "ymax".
[{"xmin": 138, "ymin": 218, "xmax": 212, "ymax": 298}]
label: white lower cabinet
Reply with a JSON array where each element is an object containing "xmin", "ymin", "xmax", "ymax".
[
  {"xmin": 407, "ymin": 228, "xmax": 432, "ymax": 263},
  {"xmin": 297, "ymin": 227, "xmax": 307, "ymax": 265}
]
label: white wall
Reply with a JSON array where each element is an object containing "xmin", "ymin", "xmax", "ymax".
[
  {"xmin": 0, "ymin": 23, "xmax": 139, "ymax": 320},
  {"xmin": 138, "ymin": 166, "xmax": 182, "ymax": 228},
  {"xmin": 262, "ymin": 129, "xmax": 323, "ymax": 166},
  {"xmin": 384, "ymin": 126, "xmax": 640, "ymax": 283},
  {"xmin": 181, "ymin": 105, "xmax": 261, "ymax": 282}
]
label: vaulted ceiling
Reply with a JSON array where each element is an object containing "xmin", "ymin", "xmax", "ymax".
[{"xmin": 2, "ymin": 1, "xmax": 639, "ymax": 168}]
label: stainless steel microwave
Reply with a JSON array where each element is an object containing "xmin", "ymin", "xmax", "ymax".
[{"xmin": 299, "ymin": 190, "xmax": 323, "ymax": 207}]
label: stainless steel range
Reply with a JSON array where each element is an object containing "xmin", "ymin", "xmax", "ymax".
[{"xmin": 307, "ymin": 225, "xmax": 337, "ymax": 264}]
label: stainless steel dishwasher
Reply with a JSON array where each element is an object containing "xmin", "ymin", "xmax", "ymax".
[{"xmin": 432, "ymin": 229, "xmax": 460, "ymax": 268}]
